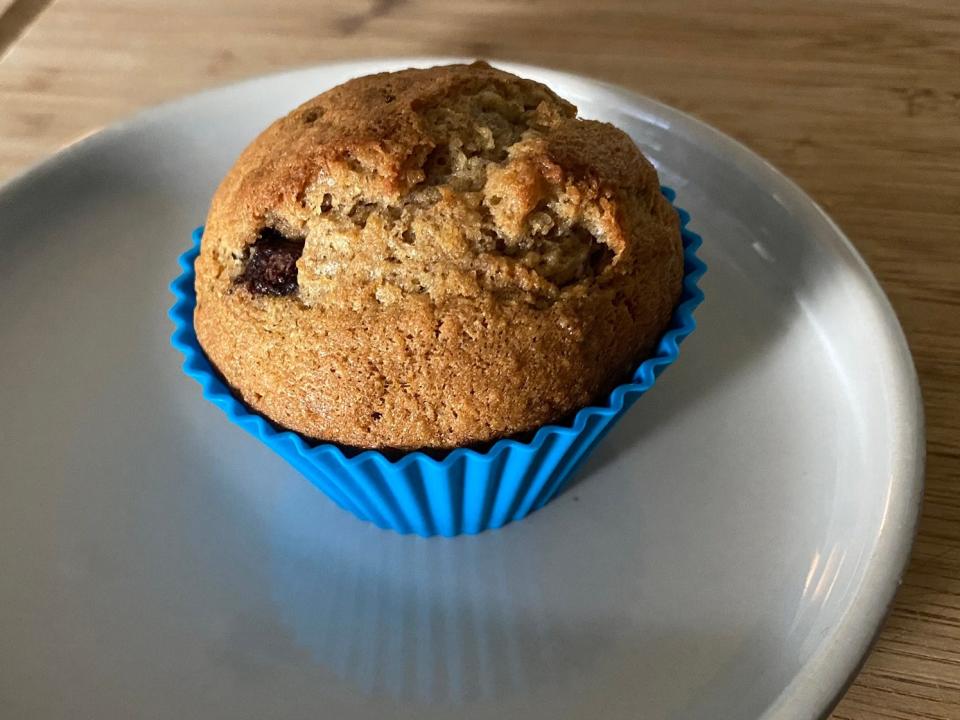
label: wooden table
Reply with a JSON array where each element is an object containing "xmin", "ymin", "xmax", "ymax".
[{"xmin": 1, "ymin": 1, "xmax": 957, "ymax": 717}]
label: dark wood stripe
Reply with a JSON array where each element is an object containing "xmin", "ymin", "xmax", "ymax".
[{"xmin": 0, "ymin": 0, "xmax": 53, "ymax": 59}]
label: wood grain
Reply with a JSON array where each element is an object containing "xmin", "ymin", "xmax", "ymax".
[{"xmin": 1, "ymin": 1, "xmax": 958, "ymax": 717}]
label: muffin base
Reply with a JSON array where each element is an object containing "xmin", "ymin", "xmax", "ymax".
[{"xmin": 169, "ymin": 187, "xmax": 706, "ymax": 536}]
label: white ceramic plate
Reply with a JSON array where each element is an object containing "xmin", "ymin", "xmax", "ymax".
[{"xmin": 0, "ymin": 59, "xmax": 923, "ymax": 720}]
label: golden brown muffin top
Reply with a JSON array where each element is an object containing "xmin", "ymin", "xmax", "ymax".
[{"xmin": 195, "ymin": 62, "xmax": 683, "ymax": 449}]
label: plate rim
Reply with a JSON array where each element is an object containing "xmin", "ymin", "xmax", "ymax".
[{"xmin": 0, "ymin": 57, "xmax": 925, "ymax": 720}]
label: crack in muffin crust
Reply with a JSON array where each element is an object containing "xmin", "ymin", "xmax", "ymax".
[{"xmin": 194, "ymin": 62, "xmax": 683, "ymax": 449}]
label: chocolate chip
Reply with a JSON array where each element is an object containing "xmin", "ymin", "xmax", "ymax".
[{"xmin": 237, "ymin": 228, "xmax": 305, "ymax": 296}]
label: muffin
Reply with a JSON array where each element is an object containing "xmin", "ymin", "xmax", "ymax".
[{"xmin": 194, "ymin": 61, "xmax": 683, "ymax": 451}]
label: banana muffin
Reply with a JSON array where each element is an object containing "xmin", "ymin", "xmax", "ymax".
[{"xmin": 194, "ymin": 61, "xmax": 683, "ymax": 451}]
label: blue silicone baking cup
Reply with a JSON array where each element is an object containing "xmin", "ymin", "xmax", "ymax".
[{"xmin": 169, "ymin": 186, "xmax": 705, "ymax": 536}]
